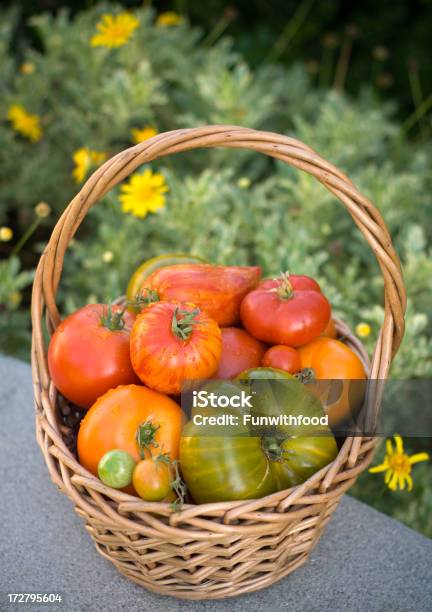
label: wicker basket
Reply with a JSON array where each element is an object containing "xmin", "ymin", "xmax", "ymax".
[{"xmin": 31, "ymin": 126, "xmax": 406, "ymax": 600}]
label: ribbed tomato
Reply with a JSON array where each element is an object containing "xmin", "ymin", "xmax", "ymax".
[
  {"xmin": 180, "ymin": 378, "xmax": 337, "ymax": 504},
  {"xmin": 215, "ymin": 327, "xmax": 266, "ymax": 379},
  {"xmin": 142, "ymin": 264, "xmax": 261, "ymax": 326},
  {"xmin": 240, "ymin": 273, "xmax": 331, "ymax": 347},
  {"xmin": 126, "ymin": 253, "xmax": 206, "ymax": 308},
  {"xmin": 48, "ymin": 304, "xmax": 138, "ymax": 408},
  {"xmin": 130, "ymin": 302, "xmax": 222, "ymax": 394}
]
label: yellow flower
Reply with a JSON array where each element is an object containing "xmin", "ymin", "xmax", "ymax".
[
  {"xmin": 72, "ymin": 147, "xmax": 107, "ymax": 183},
  {"xmin": 369, "ymin": 434, "xmax": 429, "ymax": 491},
  {"xmin": 131, "ymin": 126, "xmax": 158, "ymax": 144},
  {"xmin": 156, "ymin": 11, "xmax": 184, "ymax": 27},
  {"xmin": 102, "ymin": 250, "xmax": 114, "ymax": 263},
  {"xmin": 20, "ymin": 62, "xmax": 36, "ymax": 75},
  {"xmin": 35, "ymin": 201, "xmax": 51, "ymax": 218},
  {"xmin": 237, "ymin": 177, "xmax": 251, "ymax": 189},
  {"xmin": 0, "ymin": 226, "xmax": 13, "ymax": 242},
  {"xmin": 356, "ymin": 322, "xmax": 371, "ymax": 338},
  {"xmin": 90, "ymin": 13, "xmax": 139, "ymax": 48},
  {"xmin": 119, "ymin": 169, "xmax": 168, "ymax": 218},
  {"xmin": 7, "ymin": 104, "xmax": 42, "ymax": 142}
]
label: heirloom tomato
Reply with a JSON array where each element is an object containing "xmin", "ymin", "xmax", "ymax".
[
  {"xmin": 77, "ymin": 384, "xmax": 183, "ymax": 480},
  {"xmin": 130, "ymin": 302, "xmax": 222, "ymax": 394},
  {"xmin": 321, "ymin": 318, "xmax": 337, "ymax": 339},
  {"xmin": 132, "ymin": 459, "xmax": 172, "ymax": 501},
  {"xmin": 298, "ymin": 338, "xmax": 367, "ymax": 426},
  {"xmin": 240, "ymin": 273, "xmax": 331, "ymax": 347},
  {"xmin": 48, "ymin": 304, "xmax": 138, "ymax": 408},
  {"xmin": 141, "ymin": 263, "xmax": 261, "ymax": 326},
  {"xmin": 180, "ymin": 377, "xmax": 337, "ymax": 504},
  {"xmin": 262, "ymin": 345, "xmax": 301, "ymax": 374},
  {"xmin": 126, "ymin": 253, "xmax": 206, "ymax": 308},
  {"xmin": 215, "ymin": 327, "xmax": 266, "ymax": 379},
  {"xmin": 98, "ymin": 450, "xmax": 136, "ymax": 489}
]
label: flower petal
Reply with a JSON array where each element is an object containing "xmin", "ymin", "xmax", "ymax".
[
  {"xmin": 394, "ymin": 434, "xmax": 404, "ymax": 454},
  {"xmin": 388, "ymin": 472, "xmax": 398, "ymax": 490},
  {"xmin": 386, "ymin": 439, "xmax": 394, "ymax": 456},
  {"xmin": 408, "ymin": 452, "xmax": 430, "ymax": 465},
  {"xmin": 369, "ymin": 462, "xmax": 388, "ymax": 473}
]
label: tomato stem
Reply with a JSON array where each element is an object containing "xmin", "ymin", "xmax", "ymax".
[
  {"xmin": 276, "ymin": 271, "xmax": 294, "ymax": 300},
  {"xmin": 155, "ymin": 453, "xmax": 187, "ymax": 512},
  {"xmin": 171, "ymin": 306, "xmax": 201, "ymax": 341},
  {"xmin": 136, "ymin": 420, "xmax": 160, "ymax": 459},
  {"xmin": 169, "ymin": 459, "xmax": 187, "ymax": 513},
  {"xmin": 296, "ymin": 368, "xmax": 316, "ymax": 384},
  {"xmin": 100, "ymin": 302, "xmax": 126, "ymax": 331},
  {"xmin": 128, "ymin": 289, "xmax": 159, "ymax": 312},
  {"xmin": 262, "ymin": 436, "xmax": 284, "ymax": 462}
]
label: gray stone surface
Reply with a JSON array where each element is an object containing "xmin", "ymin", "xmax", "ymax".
[{"xmin": 1, "ymin": 354, "xmax": 431, "ymax": 612}]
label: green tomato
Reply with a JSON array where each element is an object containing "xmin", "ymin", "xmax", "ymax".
[
  {"xmin": 180, "ymin": 409, "xmax": 277, "ymax": 504},
  {"xmin": 97, "ymin": 449, "xmax": 136, "ymax": 488},
  {"xmin": 271, "ymin": 435, "xmax": 339, "ymax": 489},
  {"xmin": 180, "ymin": 375, "xmax": 338, "ymax": 503}
]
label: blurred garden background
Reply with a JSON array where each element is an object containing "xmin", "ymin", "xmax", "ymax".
[{"xmin": 0, "ymin": 1, "xmax": 431, "ymax": 535}]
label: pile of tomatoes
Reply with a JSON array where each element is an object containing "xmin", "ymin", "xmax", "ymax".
[{"xmin": 48, "ymin": 254, "xmax": 366, "ymax": 506}]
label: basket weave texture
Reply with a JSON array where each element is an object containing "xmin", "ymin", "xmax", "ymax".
[{"xmin": 31, "ymin": 126, "xmax": 406, "ymax": 600}]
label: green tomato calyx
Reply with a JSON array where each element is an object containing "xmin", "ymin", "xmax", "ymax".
[
  {"xmin": 171, "ymin": 306, "xmax": 201, "ymax": 341},
  {"xmin": 136, "ymin": 419, "xmax": 160, "ymax": 459},
  {"xmin": 262, "ymin": 436, "xmax": 284, "ymax": 462},
  {"xmin": 296, "ymin": 368, "xmax": 316, "ymax": 384},
  {"xmin": 129, "ymin": 289, "xmax": 160, "ymax": 312},
  {"xmin": 100, "ymin": 302, "xmax": 126, "ymax": 331},
  {"xmin": 276, "ymin": 271, "xmax": 294, "ymax": 300}
]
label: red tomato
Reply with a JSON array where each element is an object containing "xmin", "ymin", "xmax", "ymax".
[
  {"xmin": 261, "ymin": 345, "xmax": 301, "ymax": 374},
  {"xmin": 321, "ymin": 318, "xmax": 337, "ymax": 339},
  {"xmin": 48, "ymin": 304, "xmax": 138, "ymax": 408},
  {"xmin": 215, "ymin": 327, "xmax": 266, "ymax": 379},
  {"xmin": 130, "ymin": 302, "xmax": 222, "ymax": 394},
  {"xmin": 240, "ymin": 273, "xmax": 331, "ymax": 347},
  {"xmin": 143, "ymin": 264, "xmax": 261, "ymax": 326}
]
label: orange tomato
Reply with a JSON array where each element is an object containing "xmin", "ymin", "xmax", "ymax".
[
  {"xmin": 215, "ymin": 327, "xmax": 266, "ymax": 379},
  {"xmin": 77, "ymin": 385, "xmax": 183, "ymax": 479},
  {"xmin": 130, "ymin": 302, "xmax": 222, "ymax": 394},
  {"xmin": 298, "ymin": 338, "xmax": 366, "ymax": 426},
  {"xmin": 143, "ymin": 264, "xmax": 261, "ymax": 326},
  {"xmin": 132, "ymin": 459, "xmax": 172, "ymax": 501},
  {"xmin": 262, "ymin": 345, "xmax": 301, "ymax": 374}
]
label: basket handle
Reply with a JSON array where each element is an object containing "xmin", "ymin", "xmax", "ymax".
[{"xmin": 32, "ymin": 125, "xmax": 406, "ymax": 384}]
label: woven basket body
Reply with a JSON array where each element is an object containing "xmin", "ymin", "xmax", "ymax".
[{"xmin": 31, "ymin": 126, "xmax": 406, "ymax": 600}]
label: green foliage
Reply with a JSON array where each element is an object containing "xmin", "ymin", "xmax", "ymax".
[
  {"xmin": 0, "ymin": 256, "xmax": 34, "ymax": 359},
  {"xmin": 0, "ymin": 4, "xmax": 431, "ymax": 533}
]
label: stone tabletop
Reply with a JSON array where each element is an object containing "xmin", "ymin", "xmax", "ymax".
[{"xmin": 1, "ymin": 354, "xmax": 431, "ymax": 612}]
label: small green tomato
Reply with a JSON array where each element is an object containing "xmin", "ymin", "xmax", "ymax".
[{"xmin": 97, "ymin": 449, "xmax": 136, "ymax": 488}]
